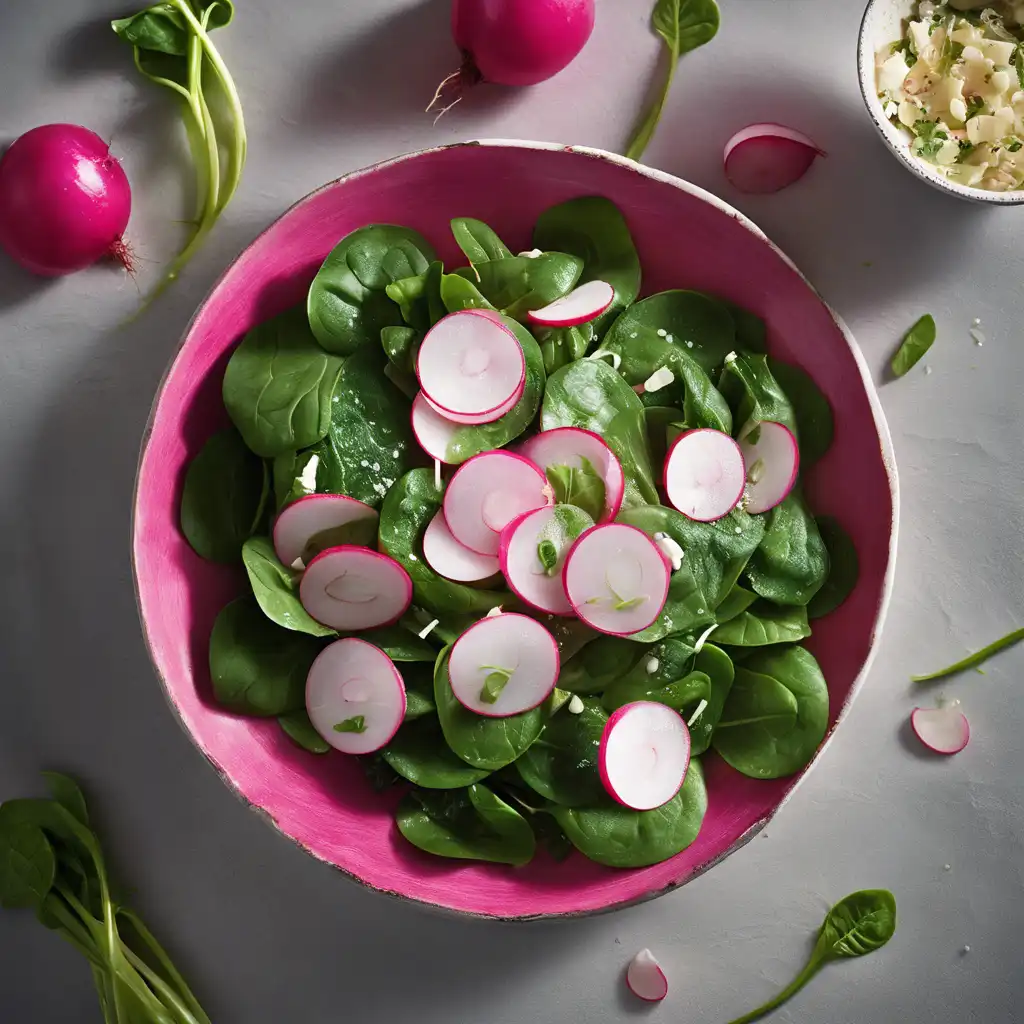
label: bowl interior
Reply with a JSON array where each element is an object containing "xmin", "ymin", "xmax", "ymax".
[{"xmin": 133, "ymin": 141, "xmax": 896, "ymax": 919}]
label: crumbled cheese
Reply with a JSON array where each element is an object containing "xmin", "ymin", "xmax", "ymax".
[
  {"xmin": 567, "ymin": 695, "xmax": 585, "ymax": 714},
  {"xmin": 653, "ymin": 532, "xmax": 684, "ymax": 571},
  {"xmin": 518, "ymin": 248, "xmax": 544, "ymax": 259},
  {"xmin": 656, "ymin": 328, "xmax": 667, "ymax": 337},
  {"xmin": 290, "ymin": 557, "xmax": 305, "ymax": 571},
  {"xmin": 693, "ymin": 623, "xmax": 718, "ymax": 653},
  {"xmin": 645, "ymin": 657, "xmax": 660, "ymax": 675},
  {"xmin": 417, "ymin": 618, "xmax": 439, "ymax": 639},
  {"xmin": 643, "ymin": 367, "xmax": 675, "ymax": 393},
  {"xmin": 687, "ymin": 699, "xmax": 709, "ymax": 727},
  {"xmin": 486, "ymin": 606, "xmax": 504, "ymax": 618}
]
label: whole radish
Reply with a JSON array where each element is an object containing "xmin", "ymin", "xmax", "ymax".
[{"xmin": 0, "ymin": 124, "xmax": 134, "ymax": 276}]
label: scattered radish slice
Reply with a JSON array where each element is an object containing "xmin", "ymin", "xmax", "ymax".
[
  {"xmin": 562, "ymin": 524, "xmax": 670, "ymax": 636},
  {"xmin": 739, "ymin": 420, "xmax": 800, "ymax": 514},
  {"xmin": 724, "ymin": 123, "xmax": 826, "ymax": 194},
  {"xmin": 299, "ymin": 545, "xmax": 412, "ymax": 631},
  {"xmin": 911, "ymin": 704, "xmax": 970, "ymax": 755},
  {"xmin": 305, "ymin": 638, "xmax": 406, "ymax": 754},
  {"xmin": 416, "ymin": 309, "xmax": 525, "ymax": 423},
  {"xmin": 626, "ymin": 949, "xmax": 669, "ymax": 1003},
  {"xmin": 411, "ymin": 392, "xmax": 461, "ymax": 463},
  {"xmin": 423, "ymin": 508, "xmax": 500, "ymax": 583},
  {"xmin": 664, "ymin": 428, "xmax": 745, "ymax": 522},
  {"xmin": 599, "ymin": 701, "xmax": 690, "ymax": 810},
  {"xmin": 448, "ymin": 613, "xmax": 559, "ymax": 717},
  {"xmin": 527, "ymin": 279, "xmax": 615, "ymax": 327},
  {"xmin": 422, "ymin": 384, "xmax": 523, "ymax": 425},
  {"xmin": 273, "ymin": 494, "xmax": 378, "ymax": 567},
  {"xmin": 443, "ymin": 450, "xmax": 548, "ymax": 556}
]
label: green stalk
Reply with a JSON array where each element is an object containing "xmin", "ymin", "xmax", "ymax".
[
  {"xmin": 725, "ymin": 956, "xmax": 823, "ymax": 1024},
  {"xmin": 122, "ymin": 945, "xmax": 204, "ymax": 1024},
  {"xmin": 912, "ymin": 626, "xmax": 1024, "ymax": 682},
  {"xmin": 625, "ymin": 57, "xmax": 677, "ymax": 161}
]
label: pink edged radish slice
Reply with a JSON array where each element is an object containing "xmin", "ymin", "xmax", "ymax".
[
  {"xmin": 273, "ymin": 493, "xmax": 378, "ymax": 568},
  {"xmin": 528, "ymin": 279, "xmax": 615, "ymax": 327},
  {"xmin": 724, "ymin": 123, "xmax": 826, "ymax": 195},
  {"xmin": 664, "ymin": 429, "xmax": 745, "ymax": 522},
  {"xmin": 448, "ymin": 612, "xmax": 559, "ymax": 717},
  {"xmin": 443, "ymin": 450, "xmax": 548, "ymax": 556},
  {"xmin": 911, "ymin": 704, "xmax": 970, "ymax": 755},
  {"xmin": 305, "ymin": 638, "xmax": 406, "ymax": 754},
  {"xmin": 422, "ymin": 384, "xmax": 523, "ymax": 426},
  {"xmin": 411, "ymin": 392, "xmax": 460, "ymax": 463},
  {"xmin": 626, "ymin": 949, "xmax": 668, "ymax": 1003},
  {"xmin": 599, "ymin": 701, "xmax": 690, "ymax": 810},
  {"xmin": 423, "ymin": 508, "xmax": 499, "ymax": 583},
  {"xmin": 416, "ymin": 309, "xmax": 525, "ymax": 423},
  {"xmin": 739, "ymin": 420, "xmax": 800, "ymax": 514},
  {"xmin": 299, "ymin": 545, "xmax": 412, "ymax": 631},
  {"xmin": 520, "ymin": 427, "xmax": 625, "ymax": 521},
  {"xmin": 562, "ymin": 524, "xmax": 670, "ymax": 636}
]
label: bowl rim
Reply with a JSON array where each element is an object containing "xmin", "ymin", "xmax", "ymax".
[{"xmin": 131, "ymin": 138, "xmax": 901, "ymax": 920}]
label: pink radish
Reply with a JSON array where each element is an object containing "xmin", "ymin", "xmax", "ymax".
[
  {"xmin": 724, "ymin": 123, "xmax": 826, "ymax": 195},
  {"xmin": 739, "ymin": 421, "xmax": 800, "ymax": 514},
  {"xmin": 443, "ymin": 450, "xmax": 548, "ymax": 556},
  {"xmin": 0, "ymin": 124, "xmax": 134, "ymax": 276},
  {"xmin": 447, "ymin": 612, "xmax": 559, "ymax": 716},
  {"xmin": 411, "ymin": 392, "xmax": 460, "ymax": 463},
  {"xmin": 562, "ymin": 524, "xmax": 670, "ymax": 636},
  {"xmin": 911, "ymin": 704, "xmax": 970, "ymax": 755},
  {"xmin": 599, "ymin": 701, "xmax": 690, "ymax": 810},
  {"xmin": 416, "ymin": 310, "xmax": 525, "ymax": 424},
  {"xmin": 421, "ymin": 385, "xmax": 523, "ymax": 426},
  {"xmin": 305, "ymin": 638, "xmax": 406, "ymax": 754},
  {"xmin": 299, "ymin": 545, "xmax": 412, "ymax": 631},
  {"xmin": 423, "ymin": 508, "xmax": 500, "ymax": 582},
  {"xmin": 273, "ymin": 494, "xmax": 378, "ymax": 567},
  {"xmin": 664, "ymin": 429, "xmax": 745, "ymax": 522},
  {"xmin": 626, "ymin": 949, "xmax": 668, "ymax": 1003},
  {"xmin": 520, "ymin": 427, "xmax": 625, "ymax": 521},
  {"xmin": 528, "ymin": 279, "xmax": 614, "ymax": 327}
]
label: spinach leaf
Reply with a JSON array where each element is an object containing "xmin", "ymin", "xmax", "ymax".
[
  {"xmin": 459, "ymin": 252, "xmax": 583, "ymax": 322},
  {"xmin": 713, "ymin": 601, "xmax": 811, "ymax": 647},
  {"xmin": 277, "ymin": 710, "xmax": 330, "ymax": 754},
  {"xmin": 720, "ymin": 351, "xmax": 798, "ymax": 440},
  {"xmin": 42, "ymin": 773, "xmax": 90, "ymax": 828},
  {"xmin": 557, "ymin": 636, "xmax": 647, "ymax": 694},
  {"xmin": 644, "ymin": 404, "xmax": 682, "ymax": 468},
  {"xmin": 383, "ymin": 716, "xmax": 491, "ymax": 788},
  {"xmin": 535, "ymin": 322, "xmax": 593, "ymax": 375},
  {"xmin": 362, "ymin": 624, "xmax": 437, "ymax": 663},
  {"xmin": 241, "ymin": 536, "xmax": 336, "ymax": 637},
  {"xmin": 687, "ymin": 643, "xmax": 735, "ymax": 755},
  {"xmin": 601, "ymin": 637, "xmax": 698, "ymax": 711},
  {"xmin": 0, "ymin": 823, "xmax": 55, "ymax": 910},
  {"xmin": 767, "ymin": 358, "xmax": 834, "ymax": 464},
  {"xmin": 384, "ymin": 260, "xmax": 444, "ymax": 332},
  {"xmin": 713, "ymin": 644, "xmax": 829, "ymax": 779},
  {"xmin": 450, "ymin": 218, "xmax": 512, "ymax": 266},
  {"xmin": 223, "ymin": 306, "xmax": 344, "ymax": 458},
  {"xmin": 720, "ymin": 300, "xmax": 767, "ymax": 353},
  {"xmin": 380, "ymin": 325, "xmax": 421, "ymax": 375},
  {"xmin": 272, "ymin": 449, "xmax": 319, "ymax": 511},
  {"xmin": 545, "ymin": 459, "xmax": 606, "ymax": 523},
  {"xmin": 807, "ymin": 516, "xmax": 859, "ymax": 619},
  {"xmin": 440, "ymin": 273, "xmax": 495, "ymax": 314},
  {"xmin": 715, "ymin": 584, "xmax": 758, "ymax": 623},
  {"xmin": 890, "ymin": 314, "xmax": 935, "ymax": 377},
  {"xmin": 912, "ymin": 626, "xmax": 1024, "ymax": 683}
]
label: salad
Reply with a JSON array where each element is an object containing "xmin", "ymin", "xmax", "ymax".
[{"xmin": 180, "ymin": 196, "xmax": 858, "ymax": 870}]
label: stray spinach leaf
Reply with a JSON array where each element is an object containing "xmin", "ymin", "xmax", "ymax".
[{"xmin": 890, "ymin": 314, "xmax": 936, "ymax": 377}]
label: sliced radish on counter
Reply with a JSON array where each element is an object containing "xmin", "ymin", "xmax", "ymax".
[
  {"xmin": 520, "ymin": 427, "xmax": 625, "ymax": 521},
  {"xmin": 599, "ymin": 701, "xmax": 690, "ymax": 810},
  {"xmin": 423, "ymin": 508, "xmax": 500, "ymax": 583},
  {"xmin": 299, "ymin": 546, "xmax": 412, "ymax": 631},
  {"xmin": 527, "ymin": 279, "xmax": 615, "ymax": 327},
  {"xmin": 562, "ymin": 524, "xmax": 670, "ymax": 635},
  {"xmin": 724, "ymin": 123, "xmax": 826, "ymax": 194},
  {"xmin": 416, "ymin": 309, "xmax": 525, "ymax": 424},
  {"xmin": 739, "ymin": 420, "xmax": 799, "ymax": 514},
  {"xmin": 447, "ymin": 612, "xmax": 559, "ymax": 716},
  {"xmin": 273, "ymin": 493, "xmax": 378, "ymax": 567},
  {"xmin": 443, "ymin": 450, "xmax": 548, "ymax": 556},
  {"xmin": 626, "ymin": 949, "xmax": 668, "ymax": 1003},
  {"xmin": 305, "ymin": 638, "xmax": 406, "ymax": 754},
  {"xmin": 911, "ymin": 704, "xmax": 970, "ymax": 755},
  {"xmin": 411, "ymin": 392, "xmax": 460, "ymax": 463},
  {"xmin": 664, "ymin": 429, "xmax": 745, "ymax": 522}
]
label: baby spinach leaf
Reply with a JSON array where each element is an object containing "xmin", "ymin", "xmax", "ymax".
[
  {"xmin": 601, "ymin": 636, "xmax": 694, "ymax": 707},
  {"xmin": 277, "ymin": 710, "xmax": 330, "ymax": 754},
  {"xmin": 241, "ymin": 536, "xmax": 336, "ymax": 637},
  {"xmin": 383, "ymin": 716, "xmax": 491, "ymax": 788},
  {"xmin": 720, "ymin": 351, "xmax": 798, "ymax": 440},
  {"xmin": 890, "ymin": 314, "xmax": 935, "ymax": 377},
  {"xmin": 440, "ymin": 273, "xmax": 495, "ymax": 313},
  {"xmin": 558, "ymin": 636, "xmax": 647, "ymax": 693},
  {"xmin": 535, "ymin": 322, "xmax": 593, "ymax": 374},
  {"xmin": 807, "ymin": 516, "xmax": 859, "ymax": 619},
  {"xmin": 450, "ymin": 218, "xmax": 512, "ymax": 266},
  {"xmin": 384, "ymin": 260, "xmax": 444, "ymax": 332},
  {"xmin": 546, "ymin": 458, "xmax": 606, "ymax": 522},
  {"xmin": 720, "ymin": 299, "xmax": 767, "ymax": 353},
  {"xmin": 362, "ymin": 624, "xmax": 437, "ymax": 663},
  {"xmin": 713, "ymin": 601, "xmax": 811, "ymax": 647},
  {"xmin": 0, "ymin": 823, "xmax": 55, "ymax": 910},
  {"xmin": 912, "ymin": 625, "xmax": 1024, "ymax": 683},
  {"xmin": 41, "ymin": 774, "xmax": 90, "ymax": 828},
  {"xmin": 604, "ymin": 667, "xmax": 710, "ymax": 713},
  {"xmin": 381, "ymin": 326, "xmax": 422, "ymax": 374},
  {"xmin": 458, "ymin": 252, "xmax": 583, "ymax": 322},
  {"xmin": 687, "ymin": 643, "xmax": 735, "ymax": 755},
  {"xmin": 112, "ymin": 8, "xmax": 190, "ymax": 55},
  {"xmin": 715, "ymin": 584, "xmax": 758, "ymax": 623},
  {"xmin": 767, "ymin": 358, "xmax": 834, "ymax": 464}
]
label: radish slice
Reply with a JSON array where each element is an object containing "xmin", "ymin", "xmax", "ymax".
[
  {"xmin": 448, "ymin": 612, "xmax": 559, "ymax": 717},
  {"xmin": 911, "ymin": 704, "xmax": 970, "ymax": 755},
  {"xmin": 443, "ymin": 451, "xmax": 548, "ymax": 556},
  {"xmin": 423, "ymin": 508, "xmax": 499, "ymax": 582},
  {"xmin": 422, "ymin": 384, "xmax": 523, "ymax": 426},
  {"xmin": 724, "ymin": 123, "xmax": 826, "ymax": 194},
  {"xmin": 299, "ymin": 545, "xmax": 412, "ymax": 631},
  {"xmin": 273, "ymin": 494, "xmax": 378, "ymax": 567},
  {"xmin": 600, "ymin": 701, "xmax": 690, "ymax": 810},
  {"xmin": 520, "ymin": 427, "xmax": 625, "ymax": 521},
  {"xmin": 562, "ymin": 524, "xmax": 670, "ymax": 636},
  {"xmin": 411, "ymin": 392, "xmax": 460, "ymax": 464},
  {"xmin": 626, "ymin": 949, "xmax": 668, "ymax": 1003},
  {"xmin": 528, "ymin": 279, "xmax": 615, "ymax": 327},
  {"xmin": 416, "ymin": 309, "xmax": 525, "ymax": 423},
  {"xmin": 305, "ymin": 638, "xmax": 406, "ymax": 754},
  {"xmin": 498, "ymin": 504, "xmax": 593, "ymax": 615},
  {"xmin": 664, "ymin": 429, "xmax": 745, "ymax": 522},
  {"xmin": 739, "ymin": 421, "xmax": 800, "ymax": 514}
]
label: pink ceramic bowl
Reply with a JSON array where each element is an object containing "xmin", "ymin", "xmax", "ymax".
[{"xmin": 133, "ymin": 140, "xmax": 898, "ymax": 920}]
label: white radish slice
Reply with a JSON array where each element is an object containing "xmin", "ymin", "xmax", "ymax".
[
  {"xmin": 527, "ymin": 279, "xmax": 615, "ymax": 327},
  {"xmin": 599, "ymin": 701, "xmax": 690, "ymax": 810},
  {"xmin": 411, "ymin": 392, "xmax": 460, "ymax": 464},
  {"xmin": 273, "ymin": 494, "xmax": 378, "ymax": 567},
  {"xmin": 911, "ymin": 705, "xmax": 970, "ymax": 755},
  {"xmin": 724, "ymin": 123, "xmax": 826, "ymax": 194},
  {"xmin": 422, "ymin": 383, "xmax": 523, "ymax": 426},
  {"xmin": 562, "ymin": 524, "xmax": 670, "ymax": 636},
  {"xmin": 423, "ymin": 508, "xmax": 499, "ymax": 583},
  {"xmin": 664, "ymin": 429, "xmax": 745, "ymax": 522},
  {"xmin": 520, "ymin": 427, "xmax": 625, "ymax": 521},
  {"xmin": 447, "ymin": 612, "xmax": 559, "ymax": 717},
  {"xmin": 626, "ymin": 949, "xmax": 668, "ymax": 1003},
  {"xmin": 739, "ymin": 420, "xmax": 800, "ymax": 514},
  {"xmin": 443, "ymin": 451, "xmax": 548, "ymax": 556},
  {"xmin": 416, "ymin": 309, "xmax": 525, "ymax": 423},
  {"xmin": 299, "ymin": 545, "xmax": 412, "ymax": 631},
  {"xmin": 305, "ymin": 638, "xmax": 406, "ymax": 754}
]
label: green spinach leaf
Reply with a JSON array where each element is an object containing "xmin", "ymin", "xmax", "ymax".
[
  {"xmin": 720, "ymin": 300, "xmax": 767, "ymax": 352},
  {"xmin": 0, "ymin": 823, "xmax": 55, "ymax": 910},
  {"xmin": 713, "ymin": 601, "xmax": 811, "ymax": 646},
  {"xmin": 601, "ymin": 637, "xmax": 699, "ymax": 711},
  {"xmin": 557, "ymin": 636, "xmax": 647, "ymax": 693},
  {"xmin": 277, "ymin": 710, "xmax": 330, "ymax": 754},
  {"xmin": 459, "ymin": 252, "xmax": 583, "ymax": 322},
  {"xmin": 41, "ymin": 774, "xmax": 90, "ymax": 828},
  {"xmin": 440, "ymin": 273, "xmax": 495, "ymax": 314},
  {"xmin": 545, "ymin": 458, "xmax": 606, "ymax": 523},
  {"xmin": 687, "ymin": 643, "xmax": 735, "ymax": 755},
  {"xmin": 807, "ymin": 516, "xmax": 859, "ymax": 619},
  {"xmin": 720, "ymin": 351, "xmax": 798, "ymax": 440},
  {"xmin": 450, "ymin": 218, "xmax": 512, "ymax": 266},
  {"xmin": 890, "ymin": 314, "xmax": 936, "ymax": 377},
  {"xmin": 535, "ymin": 322, "xmax": 593, "ymax": 375},
  {"xmin": 383, "ymin": 716, "xmax": 491, "ymax": 788},
  {"xmin": 241, "ymin": 536, "xmax": 336, "ymax": 636},
  {"xmin": 715, "ymin": 584, "xmax": 758, "ymax": 623},
  {"xmin": 384, "ymin": 260, "xmax": 444, "ymax": 332},
  {"xmin": 380, "ymin": 326, "xmax": 422, "ymax": 374},
  {"xmin": 767, "ymin": 358, "xmax": 834, "ymax": 464}
]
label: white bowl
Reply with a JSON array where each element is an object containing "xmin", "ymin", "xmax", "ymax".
[{"xmin": 858, "ymin": 0, "xmax": 1024, "ymax": 204}]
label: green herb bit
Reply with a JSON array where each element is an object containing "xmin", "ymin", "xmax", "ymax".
[
  {"xmin": 613, "ymin": 596, "xmax": 648, "ymax": 612},
  {"xmin": 334, "ymin": 716, "xmax": 367, "ymax": 734},
  {"xmin": 537, "ymin": 539, "xmax": 559, "ymax": 575},
  {"xmin": 913, "ymin": 626, "xmax": 1024, "ymax": 682},
  {"xmin": 480, "ymin": 667, "xmax": 513, "ymax": 704},
  {"xmin": 890, "ymin": 314, "xmax": 936, "ymax": 377}
]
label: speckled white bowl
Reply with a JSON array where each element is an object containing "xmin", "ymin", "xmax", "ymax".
[{"xmin": 858, "ymin": 0, "xmax": 1024, "ymax": 204}]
